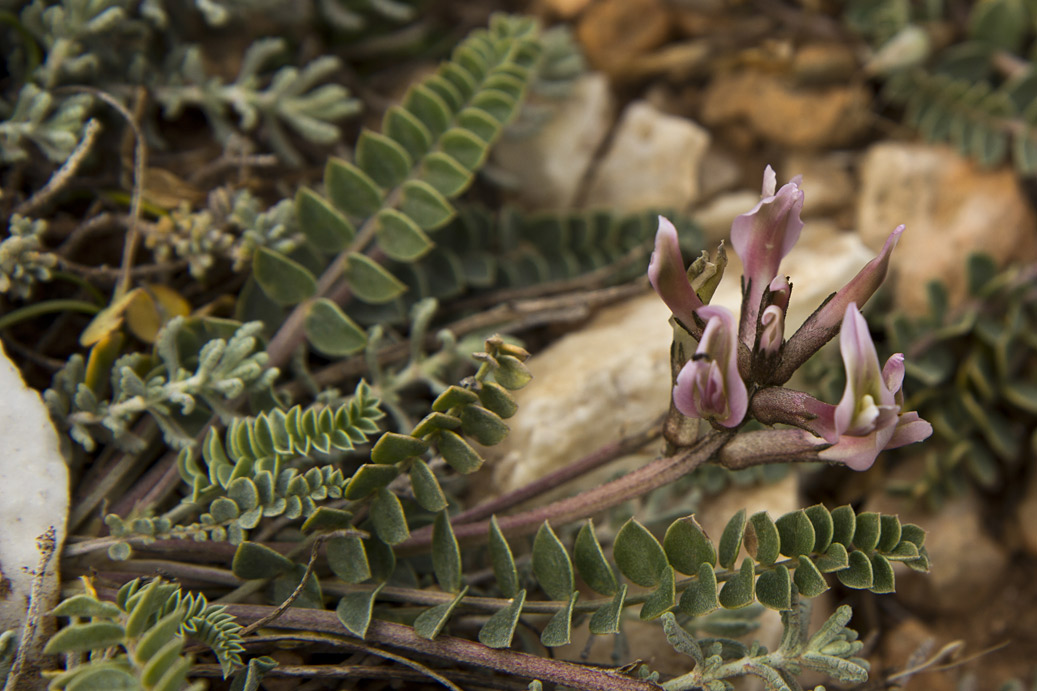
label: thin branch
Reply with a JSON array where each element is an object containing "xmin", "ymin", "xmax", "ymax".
[
  {"xmin": 15, "ymin": 118, "xmax": 103, "ymax": 216},
  {"xmin": 238, "ymin": 537, "xmax": 324, "ymax": 637}
]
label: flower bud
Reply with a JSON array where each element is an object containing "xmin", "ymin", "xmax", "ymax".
[{"xmin": 673, "ymin": 305, "xmax": 748, "ymax": 428}]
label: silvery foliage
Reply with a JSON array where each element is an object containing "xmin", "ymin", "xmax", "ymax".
[{"xmin": 0, "ymin": 215, "xmax": 58, "ymax": 299}]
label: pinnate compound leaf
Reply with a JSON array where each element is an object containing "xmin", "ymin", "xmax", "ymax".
[
  {"xmin": 744, "ymin": 512, "xmax": 780, "ymax": 565},
  {"xmin": 540, "ymin": 592, "xmax": 577, "ymax": 647},
  {"xmin": 305, "ymin": 299, "xmax": 366, "ymax": 357},
  {"xmin": 830, "ymin": 505, "xmax": 856, "ymax": 546},
  {"xmin": 383, "ymin": 105, "xmax": 432, "ymax": 160},
  {"xmin": 478, "ymin": 589, "xmax": 525, "ymax": 649},
  {"xmin": 64, "ymin": 664, "xmax": 139, "ymax": 689},
  {"xmin": 792, "ymin": 556, "xmax": 829, "ymax": 598},
  {"xmin": 326, "ymin": 158, "xmax": 383, "ymax": 218},
  {"xmin": 142, "ymin": 638, "xmax": 185, "ymax": 687},
  {"xmin": 43, "ymin": 621, "xmax": 126, "ymax": 654},
  {"xmin": 664, "ymin": 515, "xmax": 717, "ymax": 575},
  {"xmin": 756, "ymin": 564, "xmax": 792, "ymax": 611},
  {"xmin": 345, "ymin": 253, "xmax": 407, "ymax": 304},
  {"xmin": 375, "ymin": 208, "xmax": 433, "ymax": 261},
  {"xmin": 776, "ymin": 510, "xmax": 817, "ymax": 558},
  {"xmin": 588, "ymin": 585, "xmax": 626, "ymax": 635},
  {"xmin": 533, "ymin": 521, "xmax": 574, "ymax": 601},
  {"xmin": 440, "ymin": 128, "xmax": 488, "ymax": 170},
  {"xmin": 404, "ymin": 85, "xmax": 450, "ymax": 138},
  {"xmin": 432, "ymin": 385, "xmax": 479, "ymax": 411},
  {"xmin": 835, "ymin": 550, "xmax": 874, "ymax": 589},
  {"xmin": 327, "ymin": 535, "xmax": 371, "ymax": 584},
  {"xmin": 253, "ymin": 248, "xmax": 317, "ymax": 306},
  {"xmin": 371, "ymin": 486, "xmax": 409, "ymax": 545},
  {"xmin": 574, "ymin": 521, "xmax": 618, "ymax": 595},
  {"xmin": 678, "ymin": 562, "xmax": 719, "ymax": 616},
  {"xmin": 356, "ymin": 129, "xmax": 412, "ymax": 188},
  {"xmin": 233, "ymin": 541, "xmax": 294, "ymax": 579},
  {"xmin": 853, "ymin": 512, "xmax": 881, "ymax": 552},
  {"xmin": 336, "ymin": 583, "xmax": 384, "ymax": 638},
  {"xmin": 438, "ymin": 429, "xmax": 484, "ymax": 473},
  {"xmin": 400, "ymin": 180, "xmax": 455, "ymax": 230},
  {"xmin": 489, "ymin": 515, "xmax": 519, "ymax": 597},
  {"xmin": 409, "ymin": 459, "xmax": 448, "ymax": 512},
  {"xmin": 411, "ymin": 412, "xmax": 462, "ymax": 437},
  {"xmin": 869, "ymin": 553, "xmax": 896, "ymax": 594},
  {"xmin": 662, "ymin": 612, "xmax": 704, "ymax": 664},
  {"xmin": 640, "ymin": 564, "xmax": 676, "ymax": 620},
  {"xmin": 718, "ymin": 509, "xmax": 747, "ymax": 569},
  {"xmin": 614, "ymin": 518, "xmax": 667, "ymax": 588},
  {"xmin": 815, "ymin": 542, "xmax": 849, "ymax": 573},
  {"xmin": 370, "ymin": 432, "xmax": 429, "ymax": 464},
  {"xmin": 718, "ymin": 558, "xmax": 756, "ymax": 609},
  {"xmin": 296, "ymin": 187, "xmax": 354, "ymax": 252},
  {"xmin": 135, "ymin": 609, "xmax": 184, "ymax": 665},
  {"xmin": 433, "ymin": 511, "xmax": 463, "ymax": 593},
  {"xmin": 900, "ymin": 523, "xmax": 926, "ymax": 548},
  {"xmin": 477, "ymin": 382, "xmax": 518, "ymax": 419},
  {"xmin": 877, "ymin": 514, "xmax": 902, "ymax": 553},
  {"xmin": 414, "ymin": 587, "xmax": 468, "ymax": 640}
]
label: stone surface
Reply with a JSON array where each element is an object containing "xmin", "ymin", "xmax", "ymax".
[
  {"xmin": 584, "ymin": 100, "xmax": 710, "ymax": 211},
  {"xmin": 576, "ymin": 0, "xmax": 673, "ymax": 76},
  {"xmin": 540, "ymin": 0, "xmax": 593, "ymax": 19},
  {"xmin": 701, "ymin": 70, "xmax": 872, "ymax": 149},
  {"xmin": 867, "ymin": 490, "xmax": 1009, "ymax": 615},
  {"xmin": 857, "ymin": 142, "xmax": 1037, "ymax": 314},
  {"xmin": 492, "ymin": 73, "xmax": 614, "ymax": 210},
  {"xmin": 693, "ymin": 191, "xmax": 760, "ymax": 246},
  {"xmin": 0, "ymin": 341, "xmax": 68, "ymax": 636},
  {"xmin": 783, "ymin": 152, "xmax": 856, "ymax": 219}
]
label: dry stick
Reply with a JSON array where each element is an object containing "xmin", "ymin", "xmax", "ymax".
[
  {"xmin": 449, "ymin": 414, "xmax": 665, "ymax": 527},
  {"xmin": 238, "ymin": 537, "xmax": 324, "ymax": 637},
  {"xmin": 4, "ymin": 528, "xmax": 57, "ymax": 691},
  {"xmin": 190, "ymin": 661, "xmax": 528, "ymax": 690},
  {"xmin": 219, "ymin": 605, "xmax": 660, "ymax": 691},
  {"xmin": 399, "ymin": 429, "xmax": 734, "ymax": 556},
  {"xmin": 14, "ymin": 118, "xmax": 103, "ymax": 216}
]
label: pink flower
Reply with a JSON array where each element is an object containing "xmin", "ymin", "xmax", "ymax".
[
  {"xmin": 730, "ymin": 167, "xmax": 804, "ymax": 347},
  {"xmin": 674, "ymin": 305, "xmax": 748, "ymax": 428},
  {"xmin": 648, "ymin": 216, "xmax": 703, "ymax": 333},
  {"xmin": 817, "ymin": 304, "xmax": 932, "ymax": 470}
]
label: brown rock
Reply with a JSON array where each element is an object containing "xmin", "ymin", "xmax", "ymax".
[
  {"xmin": 857, "ymin": 142, "xmax": 1037, "ymax": 314},
  {"xmin": 700, "ymin": 70, "xmax": 872, "ymax": 149},
  {"xmin": 576, "ymin": 0, "xmax": 673, "ymax": 76},
  {"xmin": 783, "ymin": 152, "xmax": 856, "ymax": 218},
  {"xmin": 541, "ymin": 0, "xmax": 593, "ymax": 19},
  {"xmin": 1018, "ymin": 468, "xmax": 1037, "ymax": 557}
]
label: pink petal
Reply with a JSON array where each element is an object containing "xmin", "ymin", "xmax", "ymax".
[
  {"xmin": 886, "ymin": 412, "xmax": 934, "ymax": 449},
  {"xmin": 648, "ymin": 216, "xmax": 703, "ymax": 331}
]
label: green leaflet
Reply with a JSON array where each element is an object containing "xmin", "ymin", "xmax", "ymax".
[
  {"xmin": 375, "ymin": 208, "xmax": 433, "ymax": 262},
  {"xmin": 478, "ymin": 589, "xmax": 526, "ymax": 649},
  {"xmin": 400, "ymin": 180, "xmax": 456, "ymax": 230},
  {"xmin": 383, "ymin": 105, "xmax": 433, "ymax": 160},
  {"xmin": 325, "ymin": 158, "xmax": 383, "ymax": 218},
  {"xmin": 718, "ymin": 558, "xmax": 756, "ymax": 609},
  {"xmin": 370, "ymin": 431, "xmax": 429, "ymax": 464},
  {"xmin": 532, "ymin": 521, "xmax": 574, "ymax": 601},
  {"xmin": 371, "ymin": 486, "xmax": 410, "ymax": 545},
  {"xmin": 432, "ymin": 511, "xmax": 463, "ymax": 593},
  {"xmin": 327, "ymin": 535, "xmax": 371, "ymax": 584},
  {"xmin": 43, "ymin": 621, "xmax": 126, "ymax": 654},
  {"xmin": 295, "ymin": 187, "xmax": 355, "ymax": 252},
  {"xmin": 344, "ymin": 253, "xmax": 407, "ymax": 304},
  {"xmin": 869, "ymin": 554, "xmax": 896, "ymax": 594},
  {"xmin": 540, "ymin": 592, "xmax": 577, "ymax": 647},
  {"xmin": 336, "ymin": 583, "xmax": 385, "ymax": 639},
  {"xmin": 664, "ymin": 515, "xmax": 717, "ymax": 575},
  {"xmin": 776, "ymin": 510, "xmax": 816, "ymax": 558},
  {"xmin": 477, "ymin": 382, "xmax": 518, "ymax": 419},
  {"xmin": 640, "ymin": 564, "xmax": 676, "ymax": 620},
  {"xmin": 232, "ymin": 541, "xmax": 293, "ymax": 580},
  {"xmin": 304, "ymin": 298, "xmax": 366, "ymax": 357},
  {"xmin": 745, "ymin": 512, "xmax": 781, "ymax": 566},
  {"xmin": 458, "ymin": 404, "xmax": 509, "ymax": 445},
  {"xmin": 409, "ymin": 459, "xmax": 448, "ymax": 512},
  {"xmin": 661, "ymin": 613, "xmax": 704, "ymax": 665},
  {"xmin": 50, "ymin": 595, "xmax": 122, "ymax": 619},
  {"xmin": 718, "ymin": 508, "xmax": 747, "ymax": 569},
  {"xmin": 414, "ymin": 587, "xmax": 468, "ymax": 640},
  {"xmin": 793, "ymin": 556, "xmax": 829, "ymax": 598},
  {"xmin": 588, "ymin": 585, "xmax": 626, "ymax": 635},
  {"xmin": 573, "ymin": 520, "xmax": 618, "ymax": 595},
  {"xmin": 756, "ymin": 564, "xmax": 792, "ymax": 611},
  {"xmin": 852, "ymin": 512, "xmax": 881, "ymax": 552},
  {"xmin": 830, "ymin": 505, "xmax": 856, "ymax": 547},
  {"xmin": 816, "ymin": 542, "xmax": 850, "ymax": 573},
  {"xmin": 678, "ymin": 562, "xmax": 719, "ymax": 616},
  {"xmin": 804, "ymin": 505, "xmax": 834, "ymax": 553},
  {"xmin": 356, "ymin": 129, "xmax": 412, "ymax": 188},
  {"xmin": 420, "ymin": 152, "xmax": 473, "ymax": 197},
  {"xmin": 438, "ymin": 429, "xmax": 484, "ymax": 473},
  {"xmin": 252, "ymin": 248, "xmax": 317, "ymax": 306},
  {"xmin": 835, "ymin": 550, "xmax": 874, "ymax": 589},
  {"xmin": 489, "ymin": 515, "xmax": 519, "ymax": 597},
  {"xmin": 344, "ymin": 464, "xmax": 399, "ymax": 499},
  {"xmin": 613, "ymin": 518, "xmax": 667, "ymax": 588}
]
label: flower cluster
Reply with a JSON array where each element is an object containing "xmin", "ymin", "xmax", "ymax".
[{"xmin": 649, "ymin": 166, "xmax": 932, "ymax": 471}]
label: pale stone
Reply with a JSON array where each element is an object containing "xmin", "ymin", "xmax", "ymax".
[
  {"xmin": 783, "ymin": 152, "xmax": 856, "ymax": 218},
  {"xmin": 492, "ymin": 73, "xmax": 614, "ymax": 210},
  {"xmin": 697, "ymin": 145, "xmax": 744, "ymax": 201},
  {"xmin": 0, "ymin": 341, "xmax": 68, "ymax": 635},
  {"xmin": 858, "ymin": 142, "xmax": 1037, "ymax": 314},
  {"xmin": 541, "ymin": 0, "xmax": 593, "ymax": 18},
  {"xmin": 584, "ymin": 100, "xmax": 711, "ymax": 211},
  {"xmin": 693, "ymin": 190, "xmax": 760, "ymax": 246},
  {"xmin": 576, "ymin": 0, "xmax": 673, "ymax": 76}
]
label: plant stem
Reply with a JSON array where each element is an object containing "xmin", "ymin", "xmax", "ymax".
[
  {"xmin": 0, "ymin": 299, "xmax": 99, "ymax": 331},
  {"xmin": 222, "ymin": 604, "xmax": 661, "ymax": 691}
]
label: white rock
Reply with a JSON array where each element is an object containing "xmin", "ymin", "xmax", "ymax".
[
  {"xmin": 693, "ymin": 190, "xmax": 760, "ymax": 246},
  {"xmin": 492, "ymin": 72, "xmax": 615, "ymax": 210},
  {"xmin": 0, "ymin": 341, "xmax": 68, "ymax": 635},
  {"xmin": 858, "ymin": 142, "xmax": 1037, "ymax": 314},
  {"xmin": 584, "ymin": 100, "xmax": 710, "ymax": 211},
  {"xmin": 783, "ymin": 152, "xmax": 855, "ymax": 218}
]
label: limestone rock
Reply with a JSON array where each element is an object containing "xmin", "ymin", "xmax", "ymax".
[
  {"xmin": 701, "ymin": 70, "xmax": 871, "ymax": 149},
  {"xmin": 858, "ymin": 142, "xmax": 1037, "ymax": 314},
  {"xmin": 694, "ymin": 191, "xmax": 760, "ymax": 246},
  {"xmin": 576, "ymin": 0, "xmax": 673, "ymax": 76},
  {"xmin": 783, "ymin": 152, "xmax": 856, "ymax": 219},
  {"xmin": 0, "ymin": 341, "xmax": 68, "ymax": 642},
  {"xmin": 492, "ymin": 73, "xmax": 614, "ymax": 210},
  {"xmin": 584, "ymin": 100, "xmax": 710, "ymax": 211}
]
